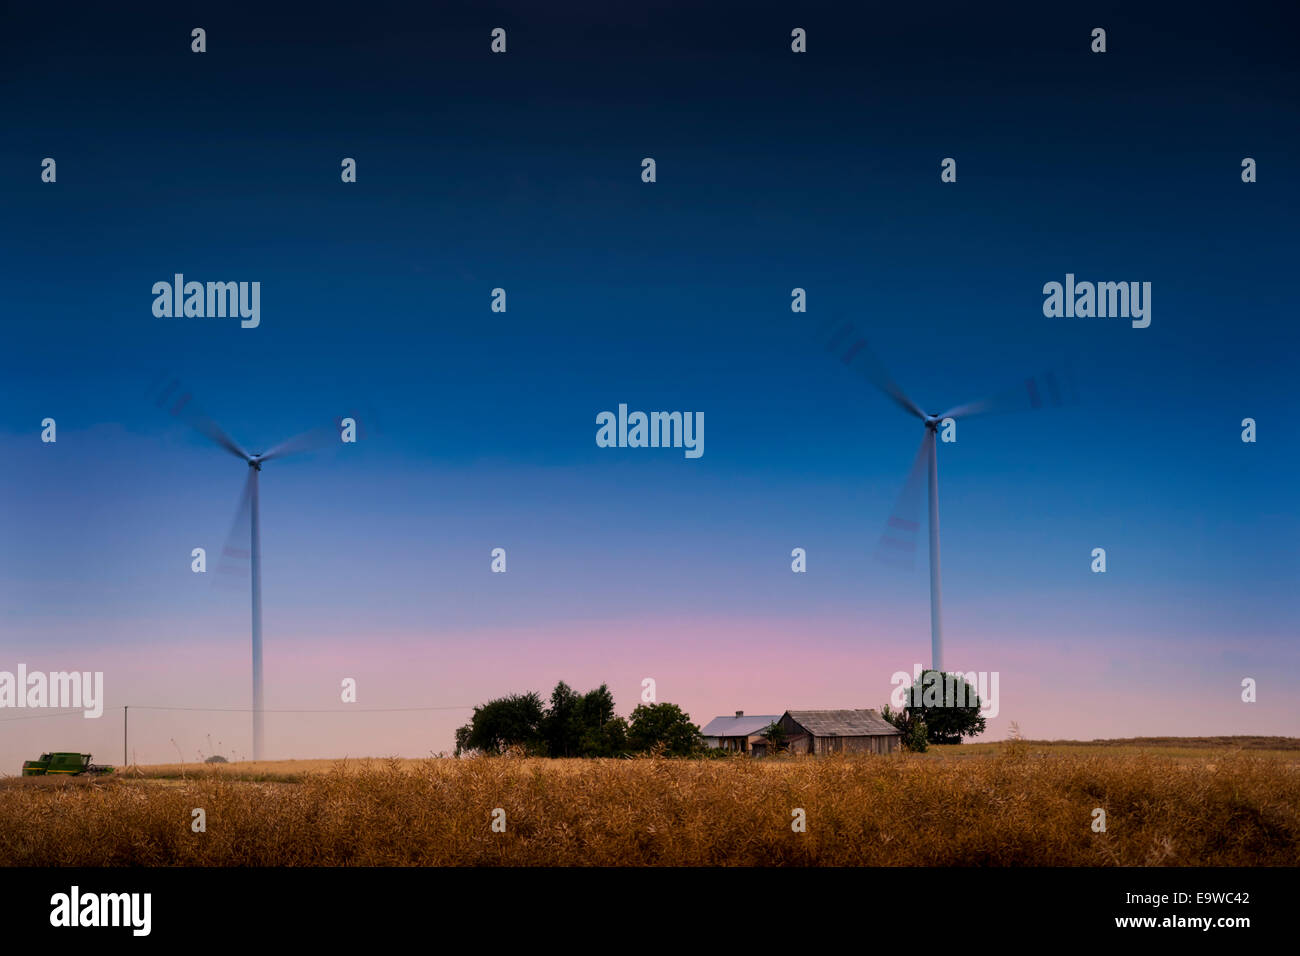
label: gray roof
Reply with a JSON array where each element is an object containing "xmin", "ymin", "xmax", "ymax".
[
  {"xmin": 784, "ymin": 709, "xmax": 901, "ymax": 737},
  {"xmin": 700, "ymin": 715, "xmax": 782, "ymax": 738}
]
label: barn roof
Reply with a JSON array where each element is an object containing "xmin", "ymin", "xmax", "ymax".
[
  {"xmin": 784, "ymin": 709, "xmax": 901, "ymax": 737},
  {"xmin": 700, "ymin": 715, "xmax": 782, "ymax": 737}
]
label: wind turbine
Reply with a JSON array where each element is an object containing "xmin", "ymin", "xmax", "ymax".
[
  {"xmin": 152, "ymin": 377, "xmax": 350, "ymax": 761},
  {"xmin": 813, "ymin": 320, "xmax": 1075, "ymax": 673}
]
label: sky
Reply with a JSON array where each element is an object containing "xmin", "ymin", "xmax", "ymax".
[{"xmin": 1, "ymin": 1, "xmax": 1297, "ymax": 768}]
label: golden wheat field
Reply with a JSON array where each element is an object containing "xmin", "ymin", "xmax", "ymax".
[{"xmin": 2, "ymin": 740, "xmax": 1297, "ymax": 866}]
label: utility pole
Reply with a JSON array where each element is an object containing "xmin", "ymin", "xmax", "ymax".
[{"xmin": 123, "ymin": 706, "xmax": 128, "ymax": 767}]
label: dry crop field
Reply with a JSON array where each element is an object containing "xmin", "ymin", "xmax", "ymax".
[{"xmin": 1, "ymin": 739, "xmax": 1296, "ymax": 866}]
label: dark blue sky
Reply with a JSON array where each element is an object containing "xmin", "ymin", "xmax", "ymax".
[{"xmin": 1, "ymin": 1, "xmax": 1297, "ymax": 757}]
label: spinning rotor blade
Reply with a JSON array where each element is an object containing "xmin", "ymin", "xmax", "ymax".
[
  {"xmin": 939, "ymin": 361, "xmax": 1079, "ymax": 421},
  {"xmin": 874, "ymin": 432, "xmax": 929, "ymax": 571},
  {"xmin": 150, "ymin": 374, "xmax": 248, "ymax": 461},
  {"xmin": 258, "ymin": 424, "xmax": 338, "ymax": 463},
  {"xmin": 259, "ymin": 408, "xmax": 374, "ymax": 462},
  {"xmin": 214, "ymin": 468, "xmax": 254, "ymax": 589},
  {"xmin": 813, "ymin": 318, "xmax": 925, "ymax": 420}
]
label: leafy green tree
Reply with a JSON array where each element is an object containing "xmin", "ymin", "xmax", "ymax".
[
  {"xmin": 541, "ymin": 681, "xmax": 583, "ymax": 757},
  {"xmin": 581, "ymin": 716, "xmax": 629, "ymax": 757},
  {"xmin": 541, "ymin": 681, "xmax": 625, "ymax": 757},
  {"xmin": 574, "ymin": 684, "xmax": 621, "ymax": 756},
  {"xmin": 760, "ymin": 721, "xmax": 786, "ymax": 753},
  {"xmin": 880, "ymin": 702, "xmax": 925, "ymax": 752},
  {"xmin": 626, "ymin": 702, "xmax": 703, "ymax": 756},
  {"xmin": 459, "ymin": 684, "xmax": 708, "ymax": 759},
  {"xmin": 906, "ymin": 719, "xmax": 929, "ymax": 752},
  {"xmin": 454, "ymin": 692, "xmax": 546, "ymax": 755},
  {"xmin": 885, "ymin": 670, "xmax": 986, "ymax": 746},
  {"xmin": 578, "ymin": 684, "xmax": 616, "ymax": 730}
]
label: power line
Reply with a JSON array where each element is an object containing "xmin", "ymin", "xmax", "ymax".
[
  {"xmin": 128, "ymin": 705, "xmax": 474, "ymax": 713},
  {"xmin": 0, "ymin": 704, "xmax": 473, "ymax": 723}
]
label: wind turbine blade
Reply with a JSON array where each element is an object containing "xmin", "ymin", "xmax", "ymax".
[
  {"xmin": 259, "ymin": 408, "xmax": 372, "ymax": 462},
  {"xmin": 214, "ymin": 469, "xmax": 254, "ymax": 589},
  {"xmin": 258, "ymin": 421, "xmax": 340, "ymax": 462},
  {"xmin": 813, "ymin": 319, "xmax": 925, "ymax": 420},
  {"xmin": 939, "ymin": 359, "xmax": 1079, "ymax": 421},
  {"xmin": 150, "ymin": 375, "xmax": 248, "ymax": 461},
  {"xmin": 874, "ymin": 432, "xmax": 930, "ymax": 571}
]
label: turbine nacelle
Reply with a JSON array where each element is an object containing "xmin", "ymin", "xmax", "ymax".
[
  {"xmin": 151, "ymin": 374, "xmax": 367, "ymax": 763},
  {"xmin": 812, "ymin": 317, "xmax": 1076, "ymax": 675}
]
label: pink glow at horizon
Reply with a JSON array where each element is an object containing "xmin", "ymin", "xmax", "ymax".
[{"xmin": 2, "ymin": 614, "xmax": 1294, "ymax": 770}]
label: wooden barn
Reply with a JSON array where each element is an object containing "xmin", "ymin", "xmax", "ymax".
[
  {"xmin": 775, "ymin": 709, "xmax": 902, "ymax": 755},
  {"xmin": 699, "ymin": 711, "xmax": 781, "ymax": 753}
]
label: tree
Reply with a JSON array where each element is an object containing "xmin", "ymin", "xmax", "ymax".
[
  {"xmin": 885, "ymin": 670, "xmax": 986, "ymax": 746},
  {"xmin": 454, "ymin": 692, "xmax": 546, "ymax": 755},
  {"xmin": 576, "ymin": 684, "xmax": 626, "ymax": 756},
  {"xmin": 460, "ymin": 683, "xmax": 630, "ymax": 758},
  {"xmin": 577, "ymin": 684, "xmax": 616, "ymax": 731},
  {"xmin": 541, "ymin": 681, "xmax": 583, "ymax": 758},
  {"xmin": 626, "ymin": 702, "xmax": 703, "ymax": 756},
  {"xmin": 454, "ymin": 723, "xmax": 473, "ymax": 755},
  {"xmin": 760, "ymin": 721, "xmax": 786, "ymax": 753},
  {"xmin": 881, "ymin": 703, "xmax": 928, "ymax": 752},
  {"xmin": 581, "ymin": 715, "xmax": 629, "ymax": 758},
  {"xmin": 540, "ymin": 682, "xmax": 626, "ymax": 757}
]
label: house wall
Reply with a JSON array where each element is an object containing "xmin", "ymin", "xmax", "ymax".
[
  {"xmin": 786, "ymin": 733, "xmax": 812, "ymax": 754},
  {"xmin": 813, "ymin": 734, "xmax": 901, "ymax": 755},
  {"xmin": 775, "ymin": 715, "xmax": 901, "ymax": 755},
  {"xmin": 776, "ymin": 714, "xmax": 806, "ymax": 747}
]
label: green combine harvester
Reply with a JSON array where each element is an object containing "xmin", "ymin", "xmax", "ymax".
[{"xmin": 22, "ymin": 752, "xmax": 114, "ymax": 777}]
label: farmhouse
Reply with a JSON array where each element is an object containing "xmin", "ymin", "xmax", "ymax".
[
  {"xmin": 700, "ymin": 711, "xmax": 781, "ymax": 753},
  {"xmin": 774, "ymin": 709, "xmax": 902, "ymax": 755}
]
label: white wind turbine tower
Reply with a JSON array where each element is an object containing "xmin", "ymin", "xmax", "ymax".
[
  {"xmin": 153, "ymin": 377, "xmax": 352, "ymax": 761},
  {"xmin": 813, "ymin": 320, "xmax": 1075, "ymax": 673}
]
